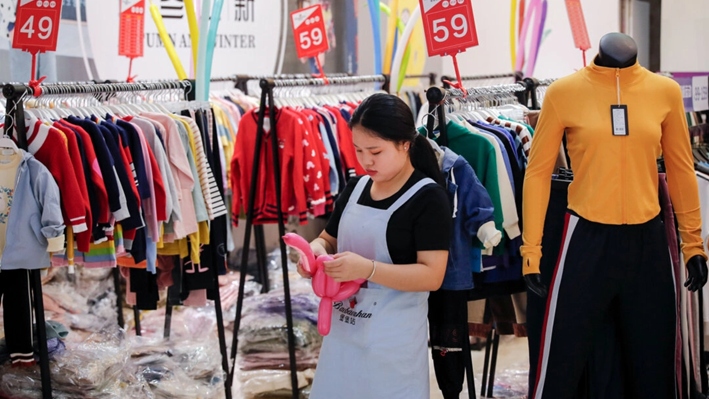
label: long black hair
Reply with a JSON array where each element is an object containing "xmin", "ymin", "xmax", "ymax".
[{"xmin": 349, "ymin": 93, "xmax": 444, "ymax": 185}]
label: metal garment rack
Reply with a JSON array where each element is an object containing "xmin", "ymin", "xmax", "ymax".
[
  {"xmin": 2, "ymin": 80, "xmax": 232, "ymax": 399},
  {"xmin": 424, "ymin": 80, "xmax": 534, "ymax": 399},
  {"xmin": 404, "ymin": 72, "xmax": 438, "ymax": 86},
  {"xmin": 213, "ymin": 73, "xmax": 343, "ymax": 293},
  {"xmin": 226, "ymin": 74, "xmax": 388, "ymax": 399},
  {"xmin": 211, "ymin": 73, "xmax": 351, "ymax": 95},
  {"xmin": 441, "ymin": 72, "xmax": 525, "ymax": 88},
  {"xmin": 425, "ymin": 81, "xmax": 531, "ymax": 147}
]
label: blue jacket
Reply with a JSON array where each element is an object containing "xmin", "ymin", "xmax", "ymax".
[
  {"xmin": 2, "ymin": 151, "xmax": 64, "ymax": 270},
  {"xmin": 439, "ymin": 147, "xmax": 497, "ymax": 290}
]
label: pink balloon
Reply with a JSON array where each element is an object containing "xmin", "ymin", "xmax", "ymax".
[
  {"xmin": 317, "ymin": 255, "xmax": 341, "ymax": 297},
  {"xmin": 282, "ymin": 233, "xmax": 366, "ymax": 336},
  {"xmin": 312, "ymin": 268, "xmax": 327, "ymax": 297},
  {"xmin": 332, "ymin": 281, "xmax": 362, "ymax": 301},
  {"xmin": 282, "ymin": 233, "xmax": 316, "ymax": 274},
  {"xmin": 318, "ymin": 297, "xmax": 333, "ymax": 335}
]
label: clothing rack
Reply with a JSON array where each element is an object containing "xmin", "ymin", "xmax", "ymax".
[
  {"xmin": 266, "ymin": 74, "xmax": 389, "ymax": 88},
  {"xmin": 425, "ymin": 82, "xmax": 531, "ymax": 148},
  {"xmin": 532, "ymin": 78, "xmax": 556, "ymax": 110},
  {"xmin": 442, "ymin": 72, "xmax": 525, "ymax": 87},
  {"xmin": 212, "ymin": 73, "xmax": 350, "ymax": 293},
  {"xmin": 213, "ymin": 73, "xmax": 358, "ymax": 295},
  {"xmin": 227, "ymin": 74, "xmax": 388, "ymax": 398},
  {"xmin": 424, "ymin": 80, "xmax": 535, "ymax": 399},
  {"xmin": 404, "ymin": 72, "xmax": 438, "ymax": 86},
  {"xmin": 3, "ymin": 82, "xmax": 66, "ymax": 399},
  {"xmin": 211, "ymin": 73, "xmax": 351, "ymax": 95},
  {"xmin": 2, "ymin": 79, "xmax": 232, "ymax": 399}
]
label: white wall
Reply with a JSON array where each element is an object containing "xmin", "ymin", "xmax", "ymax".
[
  {"xmin": 631, "ymin": 0, "xmax": 650, "ymax": 69},
  {"xmin": 440, "ymin": 0, "xmax": 619, "ymax": 80},
  {"xmin": 661, "ymin": 0, "xmax": 709, "ymax": 72},
  {"xmin": 356, "ymin": 1, "xmax": 443, "ymax": 78}
]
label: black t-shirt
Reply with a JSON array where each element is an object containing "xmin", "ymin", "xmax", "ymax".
[{"xmin": 325, "ymin": 170, "xmax": 452, "ymax": 265}]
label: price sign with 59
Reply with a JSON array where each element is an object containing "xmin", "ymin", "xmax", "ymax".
[
  {"xmin": 419, "ymin": 0, "xmax": 478, "ymax": 57},
  {"xmin": 12, "ymin": 0, "xmax": 63, "ymax": 53},
  {"xmin": 291, "ymin": 4, "xmax": 329, "ymax": 59}
]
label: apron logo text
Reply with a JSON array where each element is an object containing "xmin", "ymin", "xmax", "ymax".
[{"xmin": 334, "ymin": 301, "xmax": 373, "ymax": 320}]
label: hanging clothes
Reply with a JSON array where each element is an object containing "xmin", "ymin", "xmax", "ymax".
[
  {"xmin": 12, "ymin": 97, "xmax": 233, "ymax": 311},
  {"xmin": 417, "ymin": 88, "xmax": 536, "ymax": 399},
  {"xmin": 230, "ymin": 100, "xmax": 373, "ymax": 227}
]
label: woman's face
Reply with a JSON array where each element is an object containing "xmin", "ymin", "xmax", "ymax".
[{"xmin": 352, "ymin": 125, "xmax": 410, "ymax": 184}]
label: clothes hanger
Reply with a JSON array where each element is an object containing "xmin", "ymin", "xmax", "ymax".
[{"xmin": 0, "ymin": 133, "xmax": 19, "ymax": 154}]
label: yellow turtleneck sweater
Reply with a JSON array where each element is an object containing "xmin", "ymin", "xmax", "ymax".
[{"xmin": 521, "ymin": 60, "xmax": 707, "ymax": 275}]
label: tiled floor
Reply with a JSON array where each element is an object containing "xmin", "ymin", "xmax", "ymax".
[
  {"xmin": 429, "ymin": 336, "xmax": 529, "ymax": 399},
  {"xmin": 231, "ymin": 335, "xmax": 530, "ymax": 399}
]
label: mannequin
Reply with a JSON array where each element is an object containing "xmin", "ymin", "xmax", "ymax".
[
  {"xmin": 595, "ymin": 32, "xmax": 638, "ymax": 68},
  {"xmin": 524, "ymin": 33, "xmax": 708, "ymax": 297},
  {"xmin": 521, "ymin": 32, "xmax": 709, "ymax": 399}
]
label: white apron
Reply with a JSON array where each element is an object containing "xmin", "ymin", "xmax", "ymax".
[{"xmin": 310, "ymin": 176, "xmax": 434, "ymax": 399}]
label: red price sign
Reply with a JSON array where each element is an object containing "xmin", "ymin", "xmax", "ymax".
[
  {"xmin": 419, "ymin": 0, "xmax": 478, "ymax": 57},
  {"xmin": 290, "ymin": 4, "xmax": 329, "ymax": 59},
  {"xmin": 12, "ymin": 0, "xmax": 63, "ymax": 53},
  {"xmin": 119, "ymin": 0, "xmax": 145, "ymax": 58}
]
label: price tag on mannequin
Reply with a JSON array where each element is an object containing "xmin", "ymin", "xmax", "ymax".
[
  {"xmin": 12, "ymin": 0, "xmax": 63, "ymax": 83},
  {"xmin": 419, "ymin": 0, "xmax": 478, "ymax": 91},
  {"xmin": 291, "ymin": 4, "xmax": 330, "ymax": 81},
  {"xmin": 119, "ymin": 0, "xmax": 146, "ymax": 82}
]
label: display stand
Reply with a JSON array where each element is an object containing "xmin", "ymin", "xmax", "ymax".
[
  {"xmin": 226, "ymin": 74, "xmax": 389, "ymax": 398},
  {"xmin": 424, "ymin": 81, "xmax": 534, "ymax": 399},
  {"xmin": 2, "ymin": 80, "xmax": 231, "ymax": 399},
  {"xmin": 212, "ymin": 73, "xmax": 352, "ymax": 293},
  {"xmin": 3, "ymin": 85, "xmax": 53, "ymax": 399}
]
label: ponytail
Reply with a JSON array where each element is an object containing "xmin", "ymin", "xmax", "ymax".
[
  {"xmin": 349, "ymin": 93, "xmax": 445, "ymax": 186},
  {"xmin": 410, "ymin": 134, "xmax": 445, "ymax": 185}
]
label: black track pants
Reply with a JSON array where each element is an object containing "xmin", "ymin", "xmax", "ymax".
[
  {"xmin": 0, "ymin": 269, "xmax": 34, "ymax": 365},
  {"xmin": 532, "ymin": 213, "xmax": 676, "ymax": 399}
]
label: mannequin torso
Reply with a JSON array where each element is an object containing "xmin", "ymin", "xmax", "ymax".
[{"xmin": 524, "ymin": 32, "xmax": 707, "ymax": 296}]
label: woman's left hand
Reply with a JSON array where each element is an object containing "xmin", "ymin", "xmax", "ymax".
[{"xmin": 322, "ymin": 252, "xmax": 373, "ymax": 282}]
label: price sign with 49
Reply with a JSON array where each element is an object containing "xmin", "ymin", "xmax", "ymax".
[{"xmin": 12, "ymin": 0, "xmax": 63, "ymax": 53}]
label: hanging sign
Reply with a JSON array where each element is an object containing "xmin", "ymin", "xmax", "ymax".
[
  {"xmin": 87, "ymin": 1, "xmax": 287, "ymax": 80},
  {"xmin": 119, "ymin": 0, "xmax": 145, "ymax": 58},
  {"xmin": 419, "ymin": 0, "xmax": 478, "ymax": 57},
  {"xmin": 692, "ymin": 76, "xmax": 709, "ymax": 112},
  {"xmin": 291, "ymin": 4, "xmax": 329, "ymax": 59},
  {"xmin": 668, "ymin": 73, "xmax": 709, "ymax": 112},
  {"xmin": 12, "ymin": 0, "xmax": 63, "ymax": 53}
]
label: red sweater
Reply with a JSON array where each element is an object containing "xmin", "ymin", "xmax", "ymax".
[
  {"xmin": 232, "ymin": 108, "xmax": 328, "ymax": 225},
  {"xmin": 27, "ymin": 120, "xmax": 90, "ymax": 237},
  {"xmin": 52, "ymin": 122, "xmax": 93, "ymax": 252},
  {"xmin": 300, "ymin": 108, "xmax": 332, "ymax": 215}
]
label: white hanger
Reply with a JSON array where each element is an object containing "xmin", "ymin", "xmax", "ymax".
[{"xmin": 0, "ymin": 134, "xmax": 19, "ymax": 154}]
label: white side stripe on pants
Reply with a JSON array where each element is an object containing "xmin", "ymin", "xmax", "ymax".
[{"xmin": 535, "ymin": 215, "xmax": 579, "ymax": 399}]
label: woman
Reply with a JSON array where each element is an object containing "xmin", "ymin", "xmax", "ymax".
[{"xmin": 301, "ymin": 93, "xmax": 452, "ymax": 398}]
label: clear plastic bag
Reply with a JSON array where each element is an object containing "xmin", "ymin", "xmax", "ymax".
[
  {"xmin": 238, "ymin": 368, "xmax": 315, "ymax": 399},
  {"xmin": 0, "ymin": 329, "xmax": 129, "ymax": 398}
]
